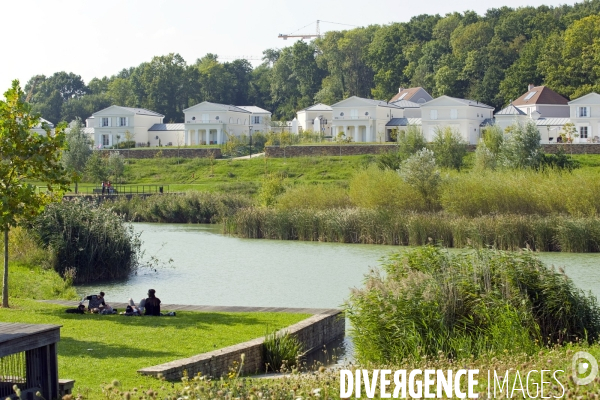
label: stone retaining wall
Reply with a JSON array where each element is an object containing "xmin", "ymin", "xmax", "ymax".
[
  {"xmin": 100, "ymin": 148, "xmax": 221, "ymax": 159},
  {"xmin": 265, "ymin": 143, "xmax": 600, "ymax": 158},
  {"xmin": 137, "ymin": 311, "xmax": 344, "ymax": 380}
]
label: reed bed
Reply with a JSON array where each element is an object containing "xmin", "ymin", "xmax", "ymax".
[
  {"xmin": 32, "ymin": 200, "xmax": 141, "ymax": 283},
  {"xmin": 349, "ymin": 167, "xmax": 600, "ymax": 216},
  {"xmin": 224, "ymin": 208, "xmax": 600, "ymax": 252},
  {"xmin": 346, "ymin": 247, "xmax": 600, "ymax": 363},
  {"xmin": 108, "ymin": 191, "xmax": 251, "ymax": 223}
]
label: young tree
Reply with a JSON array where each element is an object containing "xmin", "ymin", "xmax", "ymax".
[
  {"xmin": 62, "ymin": 118, "xmax": 92, "ymax": 193},
  {"xmin": 398, "ymin": 148, "xmax": 441, "ymax": 210},
  {"xmin": 107, "ymin": 151, "xmax": 125, "ymax": 183},
  {"xmin": 431, "ymin": 127, "xmax": 467, "ymax": 170},
  {"xmin": 85, "ymin": 151, "xmax": 109, "ymax": 183},
  {"xmin": 397, "ymin": 125, "xmax": 427, "ymax": 160},
  {"xmin": 0, "ymin": 81, "xmax": 69, "ymax": 307},
  {"xmin": 500, "ymin": 122, "xmax": 542, "ymax": 169}
]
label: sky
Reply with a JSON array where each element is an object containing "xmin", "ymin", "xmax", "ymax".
[{"xmin": 0, "ymin": 0, "xmax": 580, "ymax": 91}]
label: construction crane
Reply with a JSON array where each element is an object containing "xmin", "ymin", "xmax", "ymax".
[
  {"xmin": 278, "ymin": 20, "xmax": 357, "ymax": 40},
  {"xmin": 279, "ymin": 20, "xmax": 321, "ymax": 40}
]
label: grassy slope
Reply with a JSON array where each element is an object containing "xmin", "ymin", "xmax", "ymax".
[
  {"xmin": 75, "ymin": 155, "xmax": 372, "ymax": 194},
  {"xmin": 0, "ymin": 299, "xmax": 308, "ymax": 397},
  {"xmin": 68, "ymin": 153, "xmax": 600, "ymax": 193}
]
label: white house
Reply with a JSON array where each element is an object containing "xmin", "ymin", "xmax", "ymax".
[
  {"xmin": 494, "ymin": 104, "xmax": 528, "ymax": 132},
  {"xmin": 296, "ymin": 103, "xmax": 333, "ymax": 134},
  {"xmin": 420, "ymin": 96, "xmax": 494, "ymax": 144},
  {"xmin": 511, "ymin": 85, "xmax": 570, "ymax": 118},
  {"xmin": 330, "ymin": 96, "xmax": 402, "ymax": 142},
  {"xmin": 31, "ymin": 118, "xmax": 54, "ymax": 136},
  {"xmin": 389, "ymin": 87, "xmax": 433, "ymax": 104},
  {"xmin": 568, "ymin": 92, "xmax": 600, "ymax": 143},
  {"xmin": 147, "ymin": 124, "xmax": 186, "ymax": 146},
  {"xmin": 183, "ymin": 102, "xmax": 271, "ymax": 145},
  {"xmin": 89, "ymin": 106, "xmax": 164, "ymax": 148}
]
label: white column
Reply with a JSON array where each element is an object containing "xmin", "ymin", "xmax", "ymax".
[
  {"xmin": 218, "ymin": 128, "xmax": 223, "ymax": 144},
  {"xmin": 354, "ymin": 125, "xmax": 359, "ymax": 142},
  {"xmin": 367, "ymin": 124, "xmax": 372, "ymax": 143},
  {"xmin": 331, "ymin": 125, "xmax": 336, "ymax": 139},
  {"xmin": 185, "ymin": 130, "xmax": 189, "ymax": 146}
]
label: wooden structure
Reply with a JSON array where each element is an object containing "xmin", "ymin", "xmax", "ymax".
[{"xmin": 0, "ymin": 323, "xmax": 61, "ymax": 400}]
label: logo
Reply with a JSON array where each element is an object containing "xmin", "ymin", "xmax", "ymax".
[{"xmin": 571, "ymin": 351, "xmax": 598, "ymax": 386}]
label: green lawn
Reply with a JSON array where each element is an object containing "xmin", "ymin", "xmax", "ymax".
[
  {"xmin": 74, "ymin": 155, "xmax": 371, "ymax": 195},
  {"xmin": 0, "ymin": 299, "xmax": 308, "ymax": 397}
]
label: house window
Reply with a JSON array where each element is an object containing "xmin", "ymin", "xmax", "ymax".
[
  {"xmin": 579, "ymin": 107, "xmax": 589, "ymax": 117},
  {"xmin": 450, "ymin": 109, "xmax": 457, "ymax": 119},
  {"xmin": 102, "ymin": 135, "xmax": 109, "ymax": 146},
  {"xmin": 253, "ymin": 116, "xmax": 260, "ymax": 124},
  {"xmin": 430, "ymin": 110, "xmax": 438, "ymax": 120},
  {"xmin": 580, "ymin": 126, "xmax": 589, "ymax": 139},
  {"xmin": 350, "ymin": 109, "xmax": 358, "ymax": 119},
  {"xmin": 119, "ymin": 117, "xmax": 127, "ymax": 126},
  {"xmin": 202, "ymin": 114, "xmax": 209, "ymax": 123},
  {"xmin": 102, "ymin": 117, "xmax": 109, "ymax": 127}
]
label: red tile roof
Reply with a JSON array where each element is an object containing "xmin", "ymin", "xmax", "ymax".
[
  {"xmin": 389, "ymin": 87, "xmax": 423, "ymax": 102},
  {"xmin": 512, "ymin": 86, "xmax": 569, "ymax": 106}
]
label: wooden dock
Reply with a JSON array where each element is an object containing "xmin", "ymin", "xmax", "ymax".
[{"xmin": 0, "ymin": 323, "xmax": 61, "ymax": 400}]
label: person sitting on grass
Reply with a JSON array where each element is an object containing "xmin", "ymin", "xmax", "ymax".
[
  {"xmin": 82, "ymin": 291, "xmax": 109, "ymax": 313},
  {"xmin": 122, "ymin": 297, "xmax": 146, "ymax": 316},
  {"xmin": 144, "ymin": 289, "xmax": 161, "ymax": 316}
]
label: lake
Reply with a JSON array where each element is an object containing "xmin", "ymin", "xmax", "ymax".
[
  {"xmin": 78, "ymin": 223, "xmax": 600, "ymax": 306},
  {"xmin": 77, "ymin": 223, "xmax": 600, "ymax": 363}
]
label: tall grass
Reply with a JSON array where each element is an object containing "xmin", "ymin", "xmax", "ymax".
[
  {"xmin": 349, "ymin": 167, "xmax": 600, "ymax": 217},
  {"xmin": 262, "ymin": 329, "xmax": 305, "ymax": 372},
  {"xmin": 32, "ymin": 200, "xmax": 141, "ymax": 283},
  {"xmin": 276, "ymin": 184, "xmax": 351, "ymax": 210},
  {"xmin": 225, "ymin": 208, "xmax": 600, "ymax": 252},
  {"xmin": 109, "ymin": 191, "xmax": 251, "ymax": 223},
  {"xmin": 345, "ymin": 247, "xmax": 600, "ymax": 363}
]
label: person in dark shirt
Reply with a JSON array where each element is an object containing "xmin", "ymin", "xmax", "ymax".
[
  {"xmin": 144, "ymin": 289, "xmax": 161, "ymax": 316},
  {"xmin": 83, "ymin": 291, "xmax": 107, "ymax": 312}
]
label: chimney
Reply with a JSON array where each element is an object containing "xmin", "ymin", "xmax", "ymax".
[
  {"xmin": 528, "ymin": 84, "xmax": 535, "ymax": 91},
  {"xmin": 398, "ymin": 87, "xmax": 404, "ymax": 93}
]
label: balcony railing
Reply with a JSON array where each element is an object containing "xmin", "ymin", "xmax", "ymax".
[
  {"xmin": 333, "ymin": 116, "xmax": 373, "ymax": 120},
  {"xmin": 185, "ymin": 119, "xmax": 226, "ymax": 124}
]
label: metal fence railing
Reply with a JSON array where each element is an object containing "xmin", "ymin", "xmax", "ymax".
[{"xmin": 39, "ymin": 185, "xmax": 170, "ymax": 195}]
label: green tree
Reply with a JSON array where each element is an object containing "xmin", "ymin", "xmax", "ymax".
[
  {"xmin": 397, "ymin": 125, "xmax": 427, "ymax": 160},
  {"xmin": 500, "ymin": 122, "xmax": 542, "ymax": 169},
  {"xmin": 399, "ymin": 148, "xmax": 441, "ymax": 210},
  {"xmin": 431, "ymin": 127, "xmax": 467, "ymax": 170},
  {"xmin": 0, "ymin": 81, "xmax": 69, "ymax": 307},
  {"xmin": 62, "ymin": 118, "xmax": 92, "ymax": 193},
  {"xmin": 107, "ymin": 151, "xmax": 125, "ymax": 183},
  {"xmin": 85, "ymin": 151, "xmax": 108, "ymax": 183}
]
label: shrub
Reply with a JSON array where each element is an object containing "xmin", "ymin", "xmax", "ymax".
[
  {"xmin": 500, "ymin": 122, "xmax": 542, "ymax": 169},
  {"xmin": 263, "ymin": 329, "xmax": 304, "ymax": 372},
  {"xmin": 398, "ymin": 148, "xmax": 441, "ymax": 211},
  {"xmin": 32, "ymin": 200, "xmax": 141, "ymax": 283},
  {"xmin": 258, "ymin": 174, "xmax": 286, "ymax": 207},
  {"xmin": 431, "ymin": 127, "xmax": 467, "ymax": 170},
  {"xmin": 345, "ymin": 247, "xmax": 600, "ymax": 363},
  {"xmin": 397, "ymin": 125, "xmax": 427, "ymax": 160}
]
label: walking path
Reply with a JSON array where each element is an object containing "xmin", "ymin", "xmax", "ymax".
[
  {"xmin": 230, "ymin": 152, "xmax": 265, "ymax": 160},
  {"xmin": 38, "ymin": 300, "xmax": 339, "ymax": 315}
]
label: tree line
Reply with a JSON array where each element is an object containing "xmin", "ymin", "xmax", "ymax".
[{"xmin": 25, "ymin": 0, "xmax": 600, "ymax": 124}]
